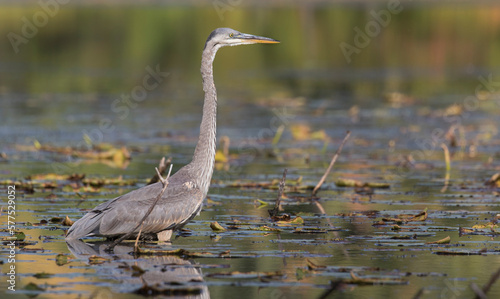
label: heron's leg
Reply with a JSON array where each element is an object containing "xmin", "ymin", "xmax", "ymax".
[{"xmin": 157, "ymin": 230, "xmax": 173, "ymax": 242}]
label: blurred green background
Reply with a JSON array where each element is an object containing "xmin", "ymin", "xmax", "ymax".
[{"xmin": 1, "ymin": 1, "xmax": 500, "ymax": 100}]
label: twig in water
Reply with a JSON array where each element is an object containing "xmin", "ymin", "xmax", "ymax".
[
  {"xmin": 311, "ymin": 131, "xmax": 351, "ymax": 198},
  {"xmin": 106, "ymin": 164, "xmax": 173, "ymax": 251},
  {"xmin": 474, "ymin": 267, "xmax": 500, "ymax": 299},
  {"xmin": 269, "ymin": 168, "xmax": 287, "ymax": 218},
  {"xmin": 411, "ymin": 288, "xmax": 424, "ymax": 299},
  {"xmin": 134, "ymin": 225, "xmax": 144, "ymax": 253},
  {"xmin": 148, "ymin": 156, "xmax": 172, "ymax": 185},
  {"xmin": 440, "ymin": 143, "xmax": 450, "ymax": 193},
  {"xmin": 317, "ymin": 280, "xmax": 344, "ymax": 299},
  {"xmin": 312, "ymin": 200, "xmax": 327, "ymax": 215},
  {"xmin": 471, "ymin": 282, "xmax": 487, "ymax": 299}
]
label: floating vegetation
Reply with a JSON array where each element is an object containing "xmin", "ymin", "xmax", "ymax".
[
  {"xmin": 61, "ymin": 216, "xmax": 74, "ymax": 226},
  {"xmin": 55, "ymin": 254, "xmax": 72, "ymax": 266},
  {"xmin": 304, "ymin": 259, "xmax": 407, "ymax": 285},
  {"xmin": 88, "ymin": 255, "xmax": 111, "ymax": 265},
  {"xmin": 459, "ymin": 226, "xmax": 500, "ymax": 236},
  {"xmin": 252, "ymin": 225, "xmax": 282, "ymax": 232},
  {"xmin": 293, "ymin": 227, "xmax": 327, "ymax": 234},
  {"xmin": 485, "ymin": 173, "xmax": 500, "ymax": 187},
  {"xmin": 426, "ymin": 236, "xmax": 451, "ymax": 244},
  {"xmin": 21, "ymin": 141, "xmax": 131, "ymax": 163},
  {"xmin": 225, "ymin": 176, "xmax": 306, "ymax": 190},
  {"xmin": 346, "ymin": 271, "xmax": 407, "ymax": 285},
  {"xmin": 206, "ymin": 271, "xmax": 284, "ymax": 280},
  {"xmin": 433, "ymin": 249, "xmax": 486, "ymax": 255},
  {"xmin": 23, "ymin": 282, "xmax": 46, "ymax": 293},
  {"xmin": 0, "ymin": 172, "xmax": 139, "ymax": 196},
  {"xmin": 380, "ymin": 210, "xmax": 428, "ymax": 224},
  {"xmin": 82, "ymin": 176, "xmax": 138, "ymax": 187},
  {"xmin": 276, "ymin": 216, "xmax": 304, "ymax": 226},
  {"xmin": 270, "ymin": 214, "xmax": 304, "ymax": 225},
  {"xmin": 209, "ymin": 221, "xmax": 226, "ymax": 231},
  {"xmin": 335, "ymin": 178, "xmax": 390, "ymax": 189},
  {"xmin": 290, "ymin": 124, "xmax": 328, "ymax": 141},
  {"xmin": 1, "ymin": 231, "xmax": 26, "ymax": 242},
  {"xmin": 472, "ymin": 222, "xmax": 499, "ymax": 230},
  {"xmin": 0, "ymin": 180, "xmax": 34, "ymax": 193},
  {"xmin": 33, "ymin": 272, "xmax": 53, "ymax": 279}
]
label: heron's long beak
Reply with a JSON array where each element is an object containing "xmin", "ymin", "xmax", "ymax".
[{"xmin": 236, "ymin": 33, "xmax": 280, "ymax": 44}]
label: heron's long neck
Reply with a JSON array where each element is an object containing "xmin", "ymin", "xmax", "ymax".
[{"xmin": 190, "ymin": 46, "xmax": 218, "ymax": 196}]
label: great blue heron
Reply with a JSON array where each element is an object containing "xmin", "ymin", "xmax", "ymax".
[{"xmin": 65, "ymin": 28, "xmax": 279, "ymax": 242}]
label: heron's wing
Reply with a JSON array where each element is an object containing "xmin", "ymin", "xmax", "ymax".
[
  {"xmin": 98, "ymin": 179, "xmax": 204, "ymax": 236},
  {"xmin": 65, "ymin": 205, "xmax": 106, "ymax": 240}
]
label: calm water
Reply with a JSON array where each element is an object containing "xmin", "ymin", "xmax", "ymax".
[{"xmin": 1, "ymin": 2, "xmax": 500, "ymax": 299}]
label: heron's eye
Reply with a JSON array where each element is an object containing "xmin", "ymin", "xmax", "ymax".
[{"xmin": 229, "ymin": 33, "xmax": 234, "ymax": 38}]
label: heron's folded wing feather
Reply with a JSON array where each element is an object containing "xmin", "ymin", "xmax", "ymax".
[{"xmin": 99, "ymin": 180, "xmax": 203, "ymax": 236}]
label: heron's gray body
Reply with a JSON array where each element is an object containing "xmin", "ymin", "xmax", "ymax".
[
  {"xmin": 65, "ymin": 28, "xmax": 278, "ymax": 241},
  {"xmin": 65, "ymin": 168, "xmax": 204, "ymax": 240}
]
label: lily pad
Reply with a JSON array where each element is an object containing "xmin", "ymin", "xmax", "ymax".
[
  {"xmin": 33, "ymin": 272, "xmax": 53, "ymax": 279},
  {"xmin": 426, "ymin": 236, "xmax": 451, "ymax": 244},
  {"xmin": 210, "ymin": 221, "xmax": 226, "ymax": 231}
]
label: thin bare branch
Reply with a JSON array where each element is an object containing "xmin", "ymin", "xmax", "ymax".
[
  {"xmin": 147, "ymin": 156, "xmax": 172, "ymax": 185},
  {"xmin": 471, "ymin": 282, "xmax": 488, "ymax": 299},
  {"xmin": 440, "ymin": 143, "xmax": 451, "ymax": 193},
  {"xmin": 317, "ymin": 280, "xmax": 344, "ymax": 299},
  {"xmin": 312, "ymin": 131, "xmax": 351, "ymax": 197},
  {"xmin": 476, "ymin": 267, "xmax": 500, "ymax": 298},
  {"xmin": 134, "ymin": 225, "xmax": 144, "ymax": 253},
  {"xmin": 411, "ymin": 288, "xmax": 424, "ymax": 299}
]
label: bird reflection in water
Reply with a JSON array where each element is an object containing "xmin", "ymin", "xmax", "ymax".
[{"xmin": 66, "ymin": 239, "xmax": 210, "ymax": 298}]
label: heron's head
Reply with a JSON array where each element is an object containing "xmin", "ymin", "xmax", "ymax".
[{"xmin": 204, "ymin": 28, "xmax": 279, "ymax": 50}]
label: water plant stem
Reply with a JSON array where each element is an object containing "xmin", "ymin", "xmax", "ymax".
[
  {"xmin": 312, "ymin": 131, "xmax": 351, "ymax": 197},
  {"xmin": 269, "ymin": 168, "xmax": 287, "ymax": 217}
]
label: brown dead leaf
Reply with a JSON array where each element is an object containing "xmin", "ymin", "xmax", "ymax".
[
  {"xmin": 382, "ymin": 210, "xmax": 428, "ymax": 224},
  {"xmin": 306, "ymin": 259, "xmax": 326, "ymax": 271},
  {"xmin": 485, "ymin": 173, "xmax": 500, "ymax": 187},
  {"xmin": 335, "ymin": 178, "xmax": 390, "ymax": 189},
  {"xmin": 88, "ymin": 255, "xmax": 110, "ymax": 265},
  {"xmin": 62, "ymin": 216, "xmax": 74, "ymax": 226},
  {"xmin": 347, "ymin": 271, "xmax": 406, "ymax": 285},
  {"xmin": 275, "ymin": 216, "xmax": 304, "ymax": 226},
  {"xmin": 210, "ymin": 221, "xmax": 226, "ymax": 231},
  {"xmin": 426, "ymin": 236, "xmax": 451, "ymax": 244}
]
